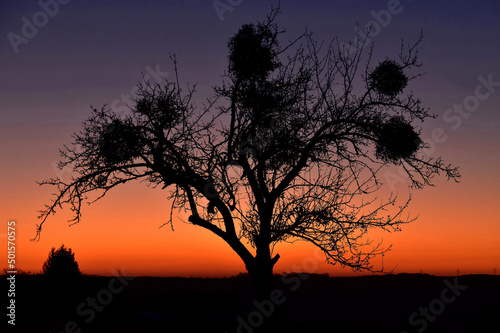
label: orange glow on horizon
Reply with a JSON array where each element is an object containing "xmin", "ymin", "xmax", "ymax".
[{"xmin": 2, "ymin": 168, "xmax": 499, "ymax": 278}]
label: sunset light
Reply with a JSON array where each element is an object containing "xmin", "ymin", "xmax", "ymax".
[{"xmin": 1, "ymin": 1, "xmax": 499, "ymax": 332}]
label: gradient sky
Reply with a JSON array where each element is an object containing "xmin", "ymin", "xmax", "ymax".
[{"xmin": 1, "ymin": 0, "xmax": 499, "ymax": 277}]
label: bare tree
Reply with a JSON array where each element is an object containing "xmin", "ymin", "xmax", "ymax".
[{"xmin": 35, "ymin": 8, "xmax": 459, "ymax": 323}]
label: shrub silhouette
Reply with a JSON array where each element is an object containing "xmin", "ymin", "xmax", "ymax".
[{"xmin": 42, "ymin": 244, "xmax": 81, "ymax": 279}]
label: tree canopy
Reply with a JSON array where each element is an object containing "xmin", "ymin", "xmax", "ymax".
[{"xmin": 35, "ymin": 9, "xmax": 459, "ymax": 298}]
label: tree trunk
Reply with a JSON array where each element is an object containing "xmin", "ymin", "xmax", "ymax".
[
  {"xmin": 248, "ymin": 260, "xmax": 275, "ymax": 300},
  {"xmin": 246, "ymin": 256, "xmax": 280, "ymax": 333}
]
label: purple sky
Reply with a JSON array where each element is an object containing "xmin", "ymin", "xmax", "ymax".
[{"xmin": 1, "ymin": 1, "xmax": 499, "ymax": 126}]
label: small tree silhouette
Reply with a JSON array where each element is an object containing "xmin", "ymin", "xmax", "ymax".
[{"xmin": 42, "ymin": 244, "xmax": 81, "ymax": 279}]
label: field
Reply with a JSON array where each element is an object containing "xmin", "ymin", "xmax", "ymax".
[{"xmin": 2, "ymin": 273, "xmax": 499, "ymax": 332}]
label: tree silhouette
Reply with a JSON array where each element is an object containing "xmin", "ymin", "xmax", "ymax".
[
  {"xmin": 35, "ymin": 8, "xmax": 459, "ymax": 330},
  {"xmin": 42, "ymin": 244, "xmax": 81, "ymax": 279}
]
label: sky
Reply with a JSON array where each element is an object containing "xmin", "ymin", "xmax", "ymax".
[{"xmin": 0, "ymin": 0, "xmax": 499, "ymax": 277}]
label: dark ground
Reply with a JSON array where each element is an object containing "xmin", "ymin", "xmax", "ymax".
[{"xmin": 2, "ymin": 273, "xmax": 499, "ymax": 333}]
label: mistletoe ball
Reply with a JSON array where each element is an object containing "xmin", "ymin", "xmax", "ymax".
[
  {"xmin": 370, "ymin": 60, "xmax": 408, "ymax": 97},
  {"xmin": 99, "ymin": 120, "xmax": 142, "ymax": 164},
  {"xmin": 375, "ymin": 116, "xmax": 422, "ymax": 162}
]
